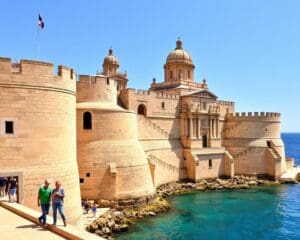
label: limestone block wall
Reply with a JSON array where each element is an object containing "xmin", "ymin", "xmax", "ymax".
[
  {"xmin": 77, "ymin": 108, "xmax": 155, "ymax": 201},
  {"xmin": 0, "ymin": 57, "xmax": 81, "ymax": 222},
  {"xmin": 77, "ymin": 75, "xmax": 118, "ymax": 104},
  {"xmin": 119, "ymin": 88, "xmax": 181, "ymax": 118},
  {"xmin": 146, "ymin": 148, "xmax": 184, "ymax": 186},
  {"xmin": 223, "ymin": 112, "xmax": 286, "ymax": 178}
]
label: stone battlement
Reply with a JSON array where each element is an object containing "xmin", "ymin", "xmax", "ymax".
[
  {"xmin": 217, "ymin": 100, "xmax": 235, "ymax": 106},
  {"xmin": 126, "ymin": 88, "xmax": 180, "ymax": 99},
  {"xmin": 0, "ymin": 57, "xmax": 76, "ymax": 90},
  {"xmin": 226, "ymin": 112, "xmax": 281, "ymax": 121}
]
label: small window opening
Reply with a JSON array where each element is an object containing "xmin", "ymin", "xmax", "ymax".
[
  {"xmin": 265, "ymin": 128, "xmax": 268, "ymax": 131},
  {"xmin": 83, "ymin": 112, "xmax": 92, "ymax": 129},
  {"xmin": 267, "ymin": 141, "xmax": 272, "ymax": 148},
  {"xmin": 5, "ymin": 121, "xmax": 14, "ymax": 134},
  {"xmin": 107, "ymin": 78, "xmax": 110, "ymax": 85},
  {"xmin": 208, "ymin": 159, "xmax": 212, "ymax": 168},
  {"xmin": 80, "ymin": 178, "xmax": 84, "ymax": 184},
  {"xmin": 86, "ymin": 173, "xmax": 91, "ymax": 177},
  {"xmin": 170, "ymin": 70, "xmax": 173, "ymax": 79},
  {"xmin": 188, "ymin": 70, "xmax": 190, "ymax": 79},
  {"xmin": 162, "ymin": 102, "xmax": 165, "ymax": 109},
  {"xmin": 202, "ymin": 102, "xmax": 207, "ymax": 110}
]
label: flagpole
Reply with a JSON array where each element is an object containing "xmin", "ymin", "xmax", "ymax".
[{"xmin": 37, "ymin": 24, "xmax": 40, "ymax": 60}]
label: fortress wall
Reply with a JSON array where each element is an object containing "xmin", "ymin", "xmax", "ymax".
[
  {"xmin": 217, "ymin": 100, "xmax": 235, "ymax": 116},
  {"xmin": 224, "ymin": 112, "xmax": 281, "ymax": 139},
  {"xmin": 119, "ymin": 88, "xmax": 180, "ymax": 117},
  {"xmin": 77, "ymin": 75, "xmax": 118, "ymax": 104},
  {"xmin": 0, "ymin": 58, "xmax": 76, "ymax": 92},
  {"xmin": 223, "ymin": 112, "xmax": 285, "ymax": 178},
  {"xmin": 145, "ymin": 117, "xmax": 181, "ymax": 139},
  {"xmin": 227, "ymin": 147, "xmax": 268, "ymax": 176},
  {"xmin": 77, "ymin": 109, "xmax": 155, "ymax": 201},
  {"xmin": 0, "ymin": 58, "xmax": 81, "ymax": 221}
]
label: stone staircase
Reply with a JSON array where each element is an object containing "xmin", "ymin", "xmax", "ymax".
[
  {"xmin": 266, "ymin": 142, "xmax": 281, "ymax": 161},
  {"xmin": 147, "ymin": 153, "xmax": 180, "ymax": 173},
  {"xmin": 233, "ymin": 147, "xmax": 253, "ymax": 159},
  {"xmin": 137, "ymin": 115, "xmax": 171, "ymax": 139}
]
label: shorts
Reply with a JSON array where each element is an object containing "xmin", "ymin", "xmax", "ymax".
[{"xmin": 9, "ymin": 188, "xmax": 16, "ymax": 195}]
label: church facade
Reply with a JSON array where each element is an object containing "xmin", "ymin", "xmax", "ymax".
[{"xmin": 0, "ymin": 39, "xmax": 294, "ymax": 218}]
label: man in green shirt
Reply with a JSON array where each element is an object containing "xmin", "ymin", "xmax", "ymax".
[{"xmin": 37, "ymin": 180, "xmax": 52, "ymax": 225}]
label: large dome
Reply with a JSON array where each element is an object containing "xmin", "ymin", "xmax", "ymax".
[
  {"xmin": 103, "ymin": 48, "xmax": 119, "ymax": 66},
  {"xmin": 166, "ymin": 38, "xmax": 193, "ymax": 64}
]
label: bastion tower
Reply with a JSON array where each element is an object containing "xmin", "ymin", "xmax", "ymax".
[
  {"xmin": 76, "ymin": 49, "xmax": 155, "ymax": 206},
  {"xmin": 0, "ymin": 58, "xmax": 82, "ymax": 221}
]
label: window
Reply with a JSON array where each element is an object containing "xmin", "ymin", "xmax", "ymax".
[
  {"xmin": 162, "ymin": 102, "xmax": 165, "ymax": 109},
  {"xmin": 202, "ymin": 102, "xmax": 207, "ymax": 110},
  {"xmin": 106, "ymin": 78, "xmax": 110, "ymax": 85},
  {"xmin": 209, "ymin": 159, "xmax": 212, "ymax": 168},
  {"xmin": 178, "ymin": 69, "xmax": 183, "ymax": 79},
  {"xmin": 5, "ymin": 121, "xmax": 14, "ymax": 134},
  {"xmin": 80, "ymin": 178, "xmax": 84, "ymax": 183},
  {"xmin": 202, "ymin": 135, "xmax": 208, "ymax": 148},
  {"xmin": 170, "ymin": 70, "xmax": 173, "ymax": 79},
  {"xmin": 83, "ymin": 112, "xmax": 92, "ymax": 129},
  {"xmin": 188, "ymin": 70, "xmax": 190, "ymax": 79},
  {"xmin": 86, "ymin": 173, "xmax": 91, "ymax": 177},
  {"xmin": 137, "ymin": 104, "xmax": 147, "ymax": 116}
]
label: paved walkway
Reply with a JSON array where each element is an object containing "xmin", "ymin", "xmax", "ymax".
[{"xmin": 0, "ymin": 206, "xmax": 64, "ymax": 240}]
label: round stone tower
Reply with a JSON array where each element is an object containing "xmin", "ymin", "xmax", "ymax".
[
  {"xmin": 0, "ymin": 58, "xmax": 81, "ymax": 222},
  {"xmin": 77, "ymin": 63, "xmax": 155, "ymax": 206}
]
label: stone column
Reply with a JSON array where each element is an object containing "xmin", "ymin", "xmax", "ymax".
[
  {"xmin": 198, "ymin": 117, "xmax": 201, "ymax": 139},
  {"xmin": 216, "ymin": 117, "xmax": 219, "ymax": 138},
  {"xmin": 209, "ymin": 118, "xmax": 212, "ymax": 138},
  {"xmin": 189, "ymin": 116, "xmax": 193, "ymax": 139}
]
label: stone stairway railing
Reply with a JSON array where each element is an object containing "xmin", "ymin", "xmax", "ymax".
[
  {"xmin": 233, "ymin": 147, "xmax": 253, "ymax": 159},
  {"xmin": 138, "ymin": 115, "xmax": 172, "ymax": 138},
  {"xmin": 147, "ymin": 153, "xmax": 180, "ymax": 173},
  {"xmin": 267, "ymin": 141, "xmax": 281, "ymax": 161}
]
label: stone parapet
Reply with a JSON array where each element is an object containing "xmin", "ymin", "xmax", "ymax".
[
  {"xmin": 226, "ymin": 112, "xmax": 281, "ymax": 122},
  {"xmin": 0, "ymin": 57, "xmax": 76, "ymax": 94}
]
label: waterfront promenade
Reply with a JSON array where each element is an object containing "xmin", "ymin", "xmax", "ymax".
[{"xmin": 0, "ymin": 206, "xmax": 64, "ymax": 240}]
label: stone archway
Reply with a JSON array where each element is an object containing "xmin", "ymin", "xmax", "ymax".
[{"xmin": 137, "ymin": 104, "xmax": 147, "ymax": 117}]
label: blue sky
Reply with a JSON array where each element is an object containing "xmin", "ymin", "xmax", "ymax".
[{"xmin": 1, "ymin": 0, "xmax": 299, "ymax": 132}]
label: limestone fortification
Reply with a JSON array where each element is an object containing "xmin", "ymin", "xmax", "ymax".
[
  {"xmin": 0, "ymin": 39, "xmax": 294, "ymax": 212},
  {"xmin": 0, "ymin": 58, "xmax": 81, "ymax": 221}
]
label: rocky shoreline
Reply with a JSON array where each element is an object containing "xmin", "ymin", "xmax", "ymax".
[{"xmin": 87, "ymin": 175, "xmax": 296, "ymax": 239}]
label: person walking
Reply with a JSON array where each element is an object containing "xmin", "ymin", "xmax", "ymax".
[
  {"xmin": 51, "ymin": 181, "xmax": 66, "ymax": 226},
  {"xmin": 8, "ymin": 177, "xmax": 17, "ymax": 203},
  {"xmin": 0, "ymin": 177, "xmax": 6, "ymax": 198},
  {"xmin": 37, "ymin": 180, "xmax": 52, "ymax": 225}
]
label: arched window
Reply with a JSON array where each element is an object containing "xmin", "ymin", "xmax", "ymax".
[
  {"xmin": 83, "ymin": 112, "xmax": 92, "ymax": 129},
  {"xmin": 137, "ymin": 104, "xmax": 147, "ymax": 117},
  {"xmin": 170, "ymin": 70, "xmax": 173, "ymax": 79}
]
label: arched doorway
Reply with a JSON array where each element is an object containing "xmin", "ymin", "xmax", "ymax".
[{"xmin": 137, "ymin": 104, "xmax": 147, "ymax": 117}]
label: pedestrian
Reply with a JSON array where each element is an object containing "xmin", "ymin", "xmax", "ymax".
[
  {"xmin": 92, "ymin": 203, "xmax": 97, "ymax": 217},
  {"xmin": 8, "ymin": 177, "xmax": 17, "ymax": 203},
  {"xmin": 0, "ymin": 177, "xmax": 6, "ymax": 198},
  {"xmin": 83, "ymin": 199, "xmax": 90, "ymax": 214},
  {"xmin": 37, "ymin": 180, "xmax": 52, "ymax": 225},
  {"xmin": 51, "ymin": 181, "xmax": 66, "ymax": 226}
]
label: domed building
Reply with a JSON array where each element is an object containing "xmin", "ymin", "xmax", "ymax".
[
  {"xmin": 0, "ymin": 38, "xmax": 294, "ymax": 216},
  {"xmin": 164, "ymin": 38, "xmax": 194, "ymax": 82}
]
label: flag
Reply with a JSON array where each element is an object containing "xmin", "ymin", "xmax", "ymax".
[{"xmin": 38, "ymin": 14, "xmax": 44, "ymax": 29}]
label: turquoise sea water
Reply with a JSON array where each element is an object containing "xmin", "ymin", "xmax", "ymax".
[{"xmin": 118, "ymin": 133, "xmax": 300, "ymax": 240}]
